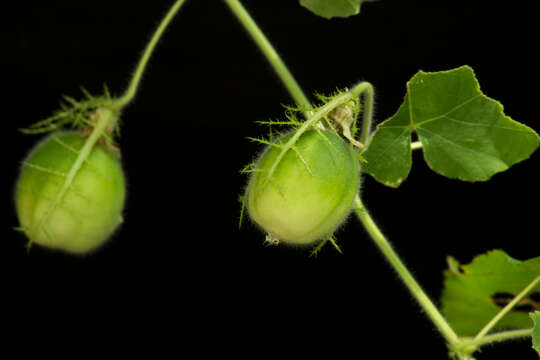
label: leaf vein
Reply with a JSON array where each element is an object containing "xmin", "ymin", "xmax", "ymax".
[
  {"xmin": 368, "ymin": 127, "xmax": 410, "ymax": 167},
  {"xmin": 414, "ymin": 94, "xmax": 482, "ymax": 127},
  {"xmin": 438, "ymin": 115, "xmax": 532, "ymax": 133}
]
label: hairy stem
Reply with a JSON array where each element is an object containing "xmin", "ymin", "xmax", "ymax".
[
  {"xmin": 357, "ymin": 82, "xmax": 374, "ymax": 145},
  {"xmin": 227, "ymin": 0, "xmax": 460, "ymax": 348},
  {"xmin": 475, "ymin": 275, "xmax": 540, "ymax": 340},
  {"xmin": 354, "ymin": 195, "xmax": 460, "ymax": 347},
  {"xmin": 116, "ymin": 0, "xmax": 187, "ymax": 108},
  {"xmin": 466, "ymin": 328, "xmax": 532, "ymax": 348},
  {"xmin": 224, "ymin": 0, "xmax": 312, "ymax": 115},
  {"xmin": 266, "ymin": 86, "xmax": 364, "ymax": 181}
]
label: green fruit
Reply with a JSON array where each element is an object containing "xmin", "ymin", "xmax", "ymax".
[
  {"xmin": 247, "ymin": 129, "xmax": 360, "ymax": 245},
  {"xmin": 15, "ymin": 131, "xmax": 126, "ymax": 254}
]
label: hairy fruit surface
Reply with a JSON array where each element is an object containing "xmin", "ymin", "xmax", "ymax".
[
  {"xmin": 15, "ymin": 131, "xmax": 126, "ymax": 254},
  {"xmin": 247, "ymin": 129, "xmax": 360, "ymax": 245}
]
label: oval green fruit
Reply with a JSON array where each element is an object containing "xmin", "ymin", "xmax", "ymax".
[
  {"xmin": 15, "ymin": 131, "xmax": 126, "ymax": 254},
  {"xmin": 247, "ymin": 129, "xmax": 360, "ymax": 245}
]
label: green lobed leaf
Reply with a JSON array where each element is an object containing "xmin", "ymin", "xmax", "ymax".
[
  {"xmin": 299, "ymin": 0, "xmax": 377, "ymax": 19},
  {"xmin": 363, "ymin": 66, "xmax": 540, "ymax": 187},
  {"xmin": 441, "ymin": 250, "xmax": 540, "ymax": 337},
  {"xmin": 531, "ymin": 311, "xmax": 540, "ymax": 356}
]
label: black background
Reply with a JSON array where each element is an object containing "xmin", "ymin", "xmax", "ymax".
[{"xmin": 1, "ymin": 0, "xmax": 539, "ymax": 358}]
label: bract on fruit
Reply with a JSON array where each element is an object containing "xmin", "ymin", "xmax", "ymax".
[
  {"xmin": 15, "ymin": 131, "xmax": 126, "ymax": 254},
  {"xmin": 247, "ymin": 129, "xmax": 360, "ymax": 245}
]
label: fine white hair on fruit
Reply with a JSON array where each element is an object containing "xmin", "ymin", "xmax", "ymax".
[
  {"xmin": 15, "ymin": 131, "xmax": 126, "ymax": 254},
  {"xmin": 247, "ymin": 129, "xmax": 360, "ymax": 246}
]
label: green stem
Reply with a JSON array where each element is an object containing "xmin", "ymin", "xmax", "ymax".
[
  {"xmin": 224, "ymin": 0, "xmax": 312, "ymax": 114},
  {"xmin": 475, "ymin": 275, "xmax": 540, "ymax": 340},
  {"xmin": 115, "ymin": 0, "xmax": 187, "ymax": 108},
  {"xmin": 466, "ymin": 328, "xmax": 532, "ymax": 348},
  {"xmin": 225, "ymin": 0, "xmax": 460, "ymax": 348},
  {"xmin": 223, "ymin": 0, "xmax": 381, "ymax": 149},
  {"xmin": 357, "ymin": 82, "xmax": 374, "ymax": 145},
  {"xmin": 354, "ymin": 195, "xmax": 460, "ymax": 347}
]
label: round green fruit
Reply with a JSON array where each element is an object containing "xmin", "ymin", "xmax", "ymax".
[
  {"xmin": 15, "ymin": 131, "xmax": 126, "ymax": 254},
  {"xmin": 247, "ymin": 129, "xmax": 360, "ymax": 245}
]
